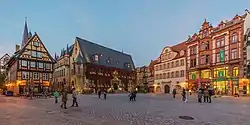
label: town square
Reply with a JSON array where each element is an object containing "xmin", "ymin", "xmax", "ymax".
[
  {"xmin": 1, "ymin": 94, "xmax": 250, "ymax": 125},
  {"xmin": 2, "ymin": 0, "xmax": 250, "ymax": 125}
]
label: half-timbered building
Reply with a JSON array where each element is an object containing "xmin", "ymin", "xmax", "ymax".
[{"xmin": 5, "ymin": 20, "xmax": 55, "ymax": 95}]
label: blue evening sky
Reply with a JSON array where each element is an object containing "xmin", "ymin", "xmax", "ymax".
[{"xmin": 0, "ymin": 0, "xmax": 250, "ymax": 66}]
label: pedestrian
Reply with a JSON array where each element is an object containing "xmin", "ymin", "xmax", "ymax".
[
  {"xmin": 103, "ymin": 90, "xmax": 107, "ymax": 100},
  {"xmin": 198, "ymin": 88, "xmax": 202, "ymax": 103},
  {"xmin": 185, "ymin": 89, "xmax": 188, "ymax": 103},
  {"xmin": 53, "ymin": 90, "xmax": 59, "ymax": 103},
  {"xmin": 182, "ymin": 89, "xmax": 186, "ymax": 102},
  {"xmin": 98, "ymin": 89, "xmax": 101, "ymax": 99},
  {"xmin": 71, "ymin": 88, "xmax": 78, "ymax": 107},
  {"xmin": 60, "ymin": 89, "xmax": 68, "ymax": 109},
  {"xmin": 208, "ymin": 88, "xmax": 213, "ymax": 103},
  {"xmin": 129, "ymin": 92, "xmax": 133, "ymax": 101},
  {"xmin": 133, "ymin": 91, "xmax": 137, "ymax": 101},
  {"xmin": 204, "ymin": 88, "xmax": 209, "ymax": 103},
  {"xmin": 172, "ymin": 88, "xmax": 177, "ymax": 98}
]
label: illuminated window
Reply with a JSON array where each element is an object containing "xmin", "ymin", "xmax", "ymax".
[
  {"xmin": 201, "ymin": 70, "xmax": 211, "ymax": 78},
  {"xmin": 233, "ymin": 67, "xmax": 239, "ymax": 77}
]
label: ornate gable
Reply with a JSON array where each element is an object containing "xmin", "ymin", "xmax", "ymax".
[{"xmin": 18, "ymin": 32, "xmax": 55, "ymax": 63}]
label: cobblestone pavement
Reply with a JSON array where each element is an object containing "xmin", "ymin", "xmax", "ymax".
[{"xmin": 1, "ymin": 94, "xmax": 250, "ymax": 125}]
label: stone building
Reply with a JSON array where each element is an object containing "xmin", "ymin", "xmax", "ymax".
[
  {"xmin": 154, "ymin": 42, "xmax": 187, "ymax": 93},
  {"xmin": 53, "ymin": 37, "xmax": 136, "ymax": 93},
  {"xmin": 136, "ymin": 66, "xmax": 148, "ymax": 91},
  {"xmin": 186, "ymin": 10, "xmax": 250, "ymax": 95}
]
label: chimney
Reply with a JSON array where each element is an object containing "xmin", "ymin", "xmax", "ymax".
[{"xmin": 16, "ymin": 44, "xmax": 20, "ymax": 52}]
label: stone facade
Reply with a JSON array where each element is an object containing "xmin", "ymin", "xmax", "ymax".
[{"xmin": 154, "ymin": 42, "xmax": 187, "ymax": 93}]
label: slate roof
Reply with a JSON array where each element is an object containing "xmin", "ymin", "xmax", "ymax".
[{"xmin": 76, "ymin": 37, "xmax": 135, "ymax": 71}]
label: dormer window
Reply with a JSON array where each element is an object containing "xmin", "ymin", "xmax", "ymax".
[{"xmin": 94, "ymin": 55, "xmax": 99, "ymax": 61}]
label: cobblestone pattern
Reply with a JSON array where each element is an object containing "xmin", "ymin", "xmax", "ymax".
[{"xmin": 1, "ymin": 94, "xmax": 250, "ymax": 125}]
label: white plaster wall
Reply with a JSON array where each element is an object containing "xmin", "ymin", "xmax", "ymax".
[
  {"xmin": 154, "ymin": 57, "xmax": 186, "ymax": 93},
  {"xmin": 244, "ymin": 12, "xmax": 250, "ymax": 35}
]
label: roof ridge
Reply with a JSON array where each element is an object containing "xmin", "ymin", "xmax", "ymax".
[{"xmin": 76, "ymin": 37, "xmax": 131, "ymax": 56}]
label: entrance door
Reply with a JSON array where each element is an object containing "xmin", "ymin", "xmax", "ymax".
[{"xmin": 164, "ymin": 85, "xmax": 170, "ymax": 93}]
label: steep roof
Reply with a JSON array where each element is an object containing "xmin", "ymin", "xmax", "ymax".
[
  {"xmin": 21, "ymin": 19, "xmax": 29, "ymax": 47},
  {"xmin": 170, "ymin": 41, "xmax": 186, "ymax": 59},
  {"xmin": 76, "ymin": 37, "xmax": 135, "ymax": 71}
]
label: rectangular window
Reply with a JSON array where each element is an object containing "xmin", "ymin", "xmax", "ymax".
[
  {"xmin": 176, "ymin": 71, "xmax": 179, "ymax": 77},
  {"xmin": 43, "ymin": 73, "xmax": 49, "ymax": 80},
  {"xmin": 180, "ymin": 59, "xmax": 184, "ymax": 66},
  {"xmin": 221, "ymin": 37, "xmax": 225, "ymax": 46},
  {"xmin": 167, "ymin": 73, "xmax": 170, "ymax": 78},
  {"xmin": 175, "ymin": 60, "xmax": 179, "ymax": 67},
  {"xmin": 231, "ymin": 49, "xmax": 237, "ymax": 60},
  {"xmin": 232, "ymin": 34, "xmax": 238, "ymax": 43},
  {"xmin": 163, "ymin": 64, "xmax": 166, "ymax": 69},
  {"xmin": 206, "ymin": 55, "xmax": 210, "ymax": 64},
  {"xmin": 180, "ymin": 70, "xmax": 184, "ymax": 77},
  {"xmin": 37, "ymin": 52, "xmax": 42, "ymax": 58},
  {"xmin": 21, "ymin": 60, "xmax": 27, "ymax": 67},
  {"xmin": 216, "ymin": 39, "xmax": 220, "ymax": 48},
  {"xmin": 200, "ymin": 55, "xmax": 205, "ymax": 65},
  {"xmin": 171, "ymin": 62, "xmax": 174, "ymax": 68},
  {"xmin": 216, "ymin": 53, "xmax": 220, "ymax": 62},
  {"xmin": 171, "ymin": 72, "xmax": 174, "ymax": 78},
  {"xmin": 31, "ymin": 51, "xmax": 36, "ymax": 57},
  {"xmin": 38, "ymin": 62, "xmax": 43, "ymax": 68},
  {"xmin": 22, "ymin": 71, "xmax": 29, "ymax": 80},
  {"xmin": 46, "ymin": 63, "xmax": 51, "ymax": 69},
  {"xmin": 33, "ymin": 72, "xmax": 39, "ymax": 80},
  {"xmin": 30, "ymin": 61, "xmax": 36, "ymax": 68},
  {"xmin": 33, "ymin": 41, "xmax": 39, "ymax": 47},
  {"xmin": 167, "ymin": 63, "xmax": 170, "ymax": 68}
]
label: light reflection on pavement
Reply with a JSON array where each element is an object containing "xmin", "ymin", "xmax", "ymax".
[{"xmin": 1, "ymin": 94, "xmax": 250, "ymax": 125}]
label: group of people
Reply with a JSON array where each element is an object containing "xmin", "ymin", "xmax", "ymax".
[
  {"xmin": 98, "ymin": 89, "xmax": 107, "ymax": 100},
  {"xmin": 198, "ymin": 88, "xmax": 213, "ymax": 103},
  {"xmin": 53, "ymin": 88, "xmax": 79, "ymax": 109},
  {"xmin": 172, "ymin": 88, "xmax": 212, "ymax": 103},
  {"xmin": 129, "ymin": 91, "xmax": 137, "ymax": 101}
]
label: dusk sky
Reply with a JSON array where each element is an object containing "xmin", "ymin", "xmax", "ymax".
[{"xmin": 1, "ymin": 0, "xmax": 250, "ymax": 66}]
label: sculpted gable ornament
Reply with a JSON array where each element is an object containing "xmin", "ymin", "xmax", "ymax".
[{"xmin": 113, "ymin": 71, "xmax": 119, "ymax": 81}]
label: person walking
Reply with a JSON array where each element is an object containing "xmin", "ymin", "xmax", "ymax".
[
  {"xmin": 198, "ymin": 88, "xmax": 202, "ymax": 103},
  {"xmin": 208, "ymin": 88, "xmax": 213, "ymax": 103},
  {"xmin": 98, "ymin": 89, "xmax": 101, "ymax": 99},
  {"xmin": 182, "ymin": 89, "xmax": 186, "ymax": 102},
  {"xmin": 60, "ymin": 89, "xmax": 68, "ymax": 109},
  {"xmin": 172, "ymin": 89, "xmax": 177, "ymax": 98},
  {"xmin": 103, "ymin": 90, "xmax": 107, "ymax": 100},
  {"xmin": 53, "ymin": 90, "xmax": 59, "ymax": 103},
  {"xmin": 71, "ymin": 88, "xmax": 78, "ymax": 107},
  {"xmin": 204, "ymin": 88, "xmax": 209, "ymax": 103}
]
